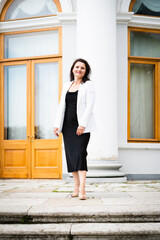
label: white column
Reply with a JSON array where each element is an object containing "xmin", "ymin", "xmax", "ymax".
[{"xmin": 77, "ymin": 0, "xmax": 126, "ymax": 181}]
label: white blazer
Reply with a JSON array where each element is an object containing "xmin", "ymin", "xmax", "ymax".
[{"xmin": 54, "ymin": 80, "xmax": 97, "ymax": 133}]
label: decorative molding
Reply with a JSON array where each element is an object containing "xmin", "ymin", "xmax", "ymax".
[
  {"xmin": 117, "ymin": 12, "xmax": 160, "ymax": 29},
  {"xmin": 0, "ymin": 13, "xmax": 76, "ymax": 32},
  {"xmin": 57, "ymin": 12, "xmax": 76, "ymax": 24},
  {"xmin": 118, "ymin": 143, "xmax": 160, "ymax": 150},
  {"xmin": 129, "ymin": 15, "xmax": 160, "ymax": 29},
  {"xmin": 116, "ymin": 12, "xmax": 134, "ymax": 24}
]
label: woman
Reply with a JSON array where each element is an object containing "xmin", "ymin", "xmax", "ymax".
[{"xmin": 53, "ymin": 58, "xmax": 96, "ymax": 200}]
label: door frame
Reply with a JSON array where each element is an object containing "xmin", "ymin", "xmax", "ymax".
[{"xmin": 0, "ymin": 58, "xmax": 63, "ymax": 179}]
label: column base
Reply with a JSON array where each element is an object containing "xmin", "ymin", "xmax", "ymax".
[
  {"xmin": 65, "ymin": 160, "xmax": 127, "ymax": 183},
  {"xmin": 86, "ymin": 160, "xmax": 127, "ymax": 182}
]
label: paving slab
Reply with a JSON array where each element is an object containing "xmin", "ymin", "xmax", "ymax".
[
  {"xmin": 0, "ymin": 198, "xmax": 47, "ymax": 206},
  {"xmin": 0, "ymin": 206, "xmax": 30, "ymax": 215},
  {"xmin": 56, "ymin": 185, "xmax": 105, "ymax": 192},
  {"xmin": 101, "ymin": 197, "xmax": 160, "ymax": 205},
  {"xmin": 29, "ymin": 189, "xmax": 55, "ymax": 193},
  {"xmin": 103, "ymin": 182, "xmax": 160, "ymax": 192},
  {"xmin": 0, "ymin": 223, "xmax": 71, "ymax": 235},
  {"xmin": 43, "ymin": 198, "xmax": 102, "ymax": 206},
  {"xmin": 2, "ymin": 189, "xmax": 32, "ymax": 193},
  {"xmin": 1, "ymin": 192, "xmax": 69, "ymax": 199},
  {"xmin": 71, "ymin": 222, "xmax": 160, "ymax": 235},
  {"xmin": 128, "ymin": 192, "xmax": 160, "ymax": 198},
  {"xmin": 86, "ymin": 192, "xmax": 131, "ymax": 199}
]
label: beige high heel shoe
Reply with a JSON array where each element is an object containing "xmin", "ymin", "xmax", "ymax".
[
  {"xmin": 71, "ymin": 193, "xmax": 79, "ymax": 197},
  {"xmin": 79, "ymin": 194, "xmax": 86, "ymax": 200}
]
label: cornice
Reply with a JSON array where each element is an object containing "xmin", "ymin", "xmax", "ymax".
[
  {"xmin": 117, "ymin": 12, "xmax": 160, "ymax": 29},
  {"xmin": 129, "ymin": 15, "xmax": 160, "ymax": 29},
  {"xmin": 0, "ymin": 11, "xmax": 160, "ymax": 33},
  {"xmin": 116, "ymin": 12, "xmax": 133, "ymax": 24},
  {"xmin": 0, "ymin": 12, "xmax": 76, "ymax": 33},
  {"xmin": 57, "ymin": 12, "xmax": 76, "ymax": 24}
]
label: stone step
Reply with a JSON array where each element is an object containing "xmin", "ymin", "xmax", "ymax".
[
  {"xmin": 0, "ymin": 205, "xmax": 160, "ymax": 224},
  {"xmin": 0, "ymin": 223, "xmax": 160, "ymax": 240}
]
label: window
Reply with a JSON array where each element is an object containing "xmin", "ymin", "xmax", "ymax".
[
  {"xmin": 128, "ymin": 28, "xmax": 160, "ymax": 142},
  {"xmin": 129, "ymin": 0, "xmax": 160, "ymax": 17},
  {"xmin": 4, "ymin": 29, "xmax": 59, "ymax": 59},
  {"xmin": 0, "ymin": 0, "xmax": 61, "ymax": 21}
]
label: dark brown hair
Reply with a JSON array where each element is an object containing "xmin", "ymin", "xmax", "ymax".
[{"xmin": 70, "ymin": 58, "xmax": 91, "ymax": 83}]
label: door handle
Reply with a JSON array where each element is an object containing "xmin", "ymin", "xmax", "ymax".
[{"xmin": 31, "ymin": 136, "xmax": 34, "ymax": 142}]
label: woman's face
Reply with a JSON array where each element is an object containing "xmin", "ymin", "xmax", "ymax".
[{"xmin": 72, "ymin": 61, "xmax": 86, "ymax": 80}]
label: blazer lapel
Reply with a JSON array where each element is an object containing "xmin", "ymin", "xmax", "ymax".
[{"xmin": 77, "ymin": 82, "xmax": 84, "ymax": 107}]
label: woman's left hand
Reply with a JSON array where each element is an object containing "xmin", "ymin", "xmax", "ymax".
[{"xmin": 76, "ymin": 126, "xmax": 85, "ymax": 136}]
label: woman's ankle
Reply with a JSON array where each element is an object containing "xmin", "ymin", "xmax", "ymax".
[
  {"xmin": 79, "ymin": 187, "xmax": 85, "ymax": 195},
  {"xmin": 74, "ymin": 185, "xmax": 80, "ymax": 193}
]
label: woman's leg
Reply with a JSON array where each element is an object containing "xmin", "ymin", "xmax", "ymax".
[
  {"xmin": 78, "ymin": 170, "xmax": 86, "ymax": 198},
  {"xmin": 72, "ymin": 171, "xmax": 80, "ymax": 196}
]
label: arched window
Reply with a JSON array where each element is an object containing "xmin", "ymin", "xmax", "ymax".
[
  {"xmin": 129, "ymin": 0, "xmax": 160, "ymax": 17},
  {"xmin": 1, "ymin": 0, "xmax": 62, "ymax": 21}
]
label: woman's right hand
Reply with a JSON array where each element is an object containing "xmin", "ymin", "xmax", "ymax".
[{"xmin": 53, "ymin": 128, "xmax": 59, "ymax": 137}]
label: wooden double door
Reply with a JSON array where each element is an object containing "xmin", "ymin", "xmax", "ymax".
[{"xmin": 0, "ymin": 58, "xmax": 62, "ymax": 179}]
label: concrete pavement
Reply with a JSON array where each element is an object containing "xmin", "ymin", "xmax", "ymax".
[{"xmin": 0, "ymin": 179, "xmax": 160, "ymax": 209}]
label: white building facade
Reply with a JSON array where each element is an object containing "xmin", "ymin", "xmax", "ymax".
[{"xmin": 0, "ymin": 0, "xmax": 160, "ymax": 180}]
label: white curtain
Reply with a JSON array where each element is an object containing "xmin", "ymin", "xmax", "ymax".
[
  {"xmin": 133, "ymin": 0, "xmax": 160, "ymax": 12},
  {"xmin": 5, "ymin": 0, "xmax": 57, "ymax": 20},
  {"xmin": 130, "ymin": 63, "xmax": 154, "ymax": 139}
]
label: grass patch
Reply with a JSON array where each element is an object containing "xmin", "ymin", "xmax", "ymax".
[
  {"xmin": 21, "ymin": 215, "xmax": 32, "ymax": 224},
  {"xmin": 52, "ymin": 189, "xmax": 71, "ymax": 193},
  {"xmin": 143, "ymin": 184, "xmax": 159, "ymax": 189}
]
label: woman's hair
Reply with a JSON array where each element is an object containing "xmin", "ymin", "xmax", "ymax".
[{"xmin": 70, "ymin": 58, "xmax": 91, "ymax": 83}]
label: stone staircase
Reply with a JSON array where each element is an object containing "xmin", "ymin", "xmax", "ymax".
[
  {"xmin": 0, "ymin": 179, "xmax": 160, "ymax": 239},
  {"xmin": 0, "ymin": 205, "xmax": 160, "ymax": 239}
]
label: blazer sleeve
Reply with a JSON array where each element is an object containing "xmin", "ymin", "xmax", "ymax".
[
  {"xmin": 53, "ymin": 83, "xmax": 67, "ymax": 129},
  {"xmin": 79, "ymin": 81, "xmax": 96, "ymax": 128}
]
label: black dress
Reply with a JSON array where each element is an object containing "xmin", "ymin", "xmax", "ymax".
[{"xmin": 62, "ymin": 90, "xmax": 90, "ymax": 172}]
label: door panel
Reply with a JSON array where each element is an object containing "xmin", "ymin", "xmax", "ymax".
[
  {"xmin": 1, "ymin": 61, "xmax": 31, "ymax": 178},
  {"xmin": 34, "ymin": 61, "xmax": 58, "ymax": 139},
  {"xmin": 4, "ymin": 64, "xmax": 27, "ymax": 140},
  {"xmin": 31, "ymin": 58, "xmax": 62, "ymax": 179}
]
